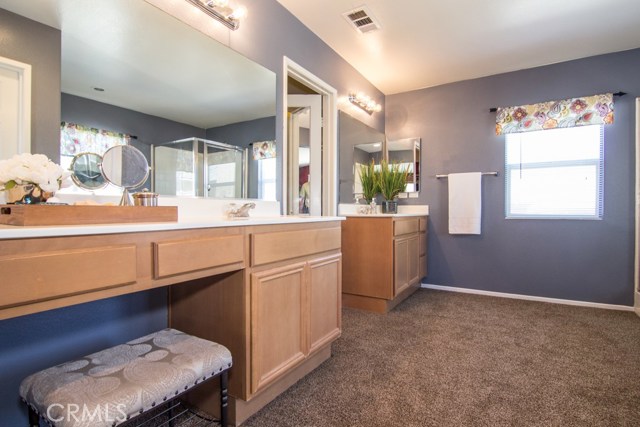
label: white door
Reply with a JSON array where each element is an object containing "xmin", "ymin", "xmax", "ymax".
[{"xmin": 287, "ymin": 94, "xmax": 322, "ymax": 216}]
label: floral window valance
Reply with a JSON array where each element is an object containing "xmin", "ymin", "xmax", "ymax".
[
  {"xmin": 495, "ymin": 93, "xmax": 614, "ymax": 135},
  {"xmin": 60, "ymin": 122, "xmax": 131, "ymax": 158},
  {"xmin": 252, "ymin": 140, "xmax": 276, "ymax": 160}
]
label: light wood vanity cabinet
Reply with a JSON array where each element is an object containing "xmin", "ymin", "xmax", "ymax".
[
  {"xmin": 1, "ymin": 219, "xmax": 342, "ymax": 426},
  {"xmin": 170, "ymin": 221, "xmax": 342, "ymax": 425},
  {"xmin": 342, "ymin": 215, "xmax": 427, "ymax": 313}
]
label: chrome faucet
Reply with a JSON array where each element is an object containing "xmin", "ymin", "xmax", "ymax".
[{"xmin": 227, "ymin": 202, "xmax": 256, "ymax": 218}]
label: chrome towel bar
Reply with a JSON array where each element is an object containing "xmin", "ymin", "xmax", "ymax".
[{"xmin": 435, "ymin": 172, "xmax": 499, "ymax": 179}]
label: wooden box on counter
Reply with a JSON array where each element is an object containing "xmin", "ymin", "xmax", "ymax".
[{"xmin": 0, "ymin": 204, "xmax": 178, "ymax": 226}]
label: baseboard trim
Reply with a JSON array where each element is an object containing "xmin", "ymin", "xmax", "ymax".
[{"xmin": 421, "ymin": 283, "xmax": 635, "ymax": 312}]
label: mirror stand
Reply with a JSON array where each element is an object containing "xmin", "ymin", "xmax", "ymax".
[{"xmin": 119, "ymin": 188, "xmax": 133, "ymax": 206}]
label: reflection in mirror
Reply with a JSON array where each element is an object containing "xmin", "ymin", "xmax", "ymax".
[
  {"xmin": 338, "ymin": 111, "xmax": 385, "ymax": 203},
  {"xmin": 101, "ymin": 145, "xmax": 150, "ymax": 205},
  {"xmin": 353, "ymin": 143, "xmax": 382, "ymax": 197},
  {"xmin": 0, "ymin": 0, "xmax": 276, "ymax": 200},
  {"xmin": 70, "ymin": 152, "xmax": 107, "ymax": 190},
  {"xmin": 153, "ymin": 138, "xmax": 245, "ymax": 198},
  {"xmin": 387, "ymin": 137, "xmax": 421, "ymax": 193},
  {"xmin": 288, "ymin": 106, "xmax": 312, "ymax": 214}
]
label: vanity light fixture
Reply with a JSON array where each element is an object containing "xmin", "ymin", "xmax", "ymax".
[
  {"xmin": 349, "ymin": 92, "xmax": 382, "ymax": 115},
  {"xmin": 185, "ymin": 0, "xmax": 246, "ymax": 30}
]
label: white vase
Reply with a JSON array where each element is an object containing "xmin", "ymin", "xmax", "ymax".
[{"xmin": 4, "ymin": 183, "xmax": 53, "ymax": 204}]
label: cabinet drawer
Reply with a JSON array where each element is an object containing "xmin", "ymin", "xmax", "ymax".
[
  {"xmin": 0, "ymin": 245, "xmax": 137, "ymax": 309},
  {"xmin": 251, "ymin": 227, "xmax": 341, "ymax": 266},
  {"xmin": 394, "ymin": 218, "xmax": 419, "ymax": 236},
  {"xmin": 154, "ymin": 235, "xmax": 244, "ymax": 279}
]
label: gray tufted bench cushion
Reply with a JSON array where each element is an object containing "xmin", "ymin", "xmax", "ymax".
[{"xmin": 20, "ymin": 328, "xmax": 232, "ymax": 427}]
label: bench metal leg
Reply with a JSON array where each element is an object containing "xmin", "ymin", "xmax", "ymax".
[
  {"xmin": 28, "ymin": 407, "xmax": 40, "ymax": 427},
  {"xmin": 220, "ymin": 370, "xmax": 229, "ymax": 427}
]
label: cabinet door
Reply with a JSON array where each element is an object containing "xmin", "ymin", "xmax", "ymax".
[
  {"xmin": 407, "ymin": 234, "xmax": 420, "ymax": 286},
  {"xmin": 250, "ymin": 263, "xmax": 307, "ymax": 395},
  {"xmin": 394, "ymin": 238, "xmax": 410, "ymax": 296},
  {"xmin": 395, "ymin": 235, "xmax": 420, "ymax": 296},
  {"xmin": 308, "ymin": 255, "xmax": 342, "ymax": 354}
]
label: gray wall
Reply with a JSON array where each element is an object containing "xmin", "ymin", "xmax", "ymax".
[
  {"xmin": 62, "ymin": 93, "xmax": 206, "ymax": 162},
  {"xmin": 386, "ymin": 48, "xmax": 640, "ymax": 306},
  {"xmin": 0, "ymin": 8, "xmax": 61, "ymax": 161}
]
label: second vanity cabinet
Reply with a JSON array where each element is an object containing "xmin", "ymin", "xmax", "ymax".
[{"xmin": 342, "ymin": 215, "xmax": 427, "ymax": 313}]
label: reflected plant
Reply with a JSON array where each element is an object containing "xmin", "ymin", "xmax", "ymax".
[{"xmin": 358, "ymin": 160, "xmax": 380, "ymax": 203}]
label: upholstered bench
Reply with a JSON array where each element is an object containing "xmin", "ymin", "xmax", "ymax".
[{"xmin": 20, "ymin": 328, "xmax": 232, "ymax": 427}]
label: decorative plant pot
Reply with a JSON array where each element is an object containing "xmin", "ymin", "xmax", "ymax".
[
  {"xmin": 381, "ymin": 200, "xmax": 398, "ymax": 214},
  {"xmin": 4, "ymin": 183, "xmax": 53, "ymax": 204}
]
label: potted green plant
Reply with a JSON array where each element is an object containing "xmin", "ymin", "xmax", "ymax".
[
  {"xmin": 376, "ymin": 159, "xmax": 408, "ymax": 214},
  {"xmin": 357, "ymin": 160, "xmax": 380, "ymax": 204}
]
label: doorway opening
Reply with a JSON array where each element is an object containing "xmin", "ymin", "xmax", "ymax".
[{"xmin": 282, "ymin": 57, "xmax": 337, "ymax": 216}]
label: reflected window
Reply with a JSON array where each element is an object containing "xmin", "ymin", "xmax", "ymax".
[
  {"xmin": 258, "ymin": 157, "xmax": 277, "ymax": 200},
  {"xmin": 59, "ymin": 122, "xmax": 130, "ymax": 195}
]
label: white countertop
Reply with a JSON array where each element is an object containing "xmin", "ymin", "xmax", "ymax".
[
  {"xmin": 0, "ymin": 215, "xmax": 344, "ymax": 239},
  {"xmin": 341, "ymin": 213, "xmax": 427, "ymax": 218},
  {"xmin": 338, "ymin": 203, "xmax": 429, "ymax": 216},
  {"xmin": 0, "ymin": 196, "xmax": 344, "ymax": 239}
]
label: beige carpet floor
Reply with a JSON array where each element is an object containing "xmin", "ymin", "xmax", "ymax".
[{"xmin": 237, "ymin": 289, "xmax": 640, "ymax": 427}]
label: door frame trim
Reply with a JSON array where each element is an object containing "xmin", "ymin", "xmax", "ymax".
[
  {"xmin": 282, "ymin": 57, "xmax": 338, "ymax": 216},
  {"xmin": 635, "ymin": 97, "xmax": 640, "ymax": 316}
]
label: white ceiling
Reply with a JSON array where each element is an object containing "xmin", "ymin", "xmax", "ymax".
[
  {"xmin": 276, "ymin": 0, "xmax": 640, "ymax": 95},
  {"xmin": 0, "ymin": 0, "xmax": 275, "ymax": 129}
]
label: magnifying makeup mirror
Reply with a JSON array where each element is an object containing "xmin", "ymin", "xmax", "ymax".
[
  {"xmin": 70, "ymin": 152, "xmax": 108, "ymax": 190},
  {"xmin": 101, "ymin": 145, "xmax": 150, "ymax": 205}
]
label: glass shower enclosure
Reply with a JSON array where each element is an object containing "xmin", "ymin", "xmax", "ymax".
[{"xmin": 152, "ymin": 137, "xmax": 246, "ymax": 198}]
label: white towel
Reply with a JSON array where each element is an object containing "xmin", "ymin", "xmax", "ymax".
[{"xmin": 448, "ymin": 172, "xmax": 482, "ymax": 235}]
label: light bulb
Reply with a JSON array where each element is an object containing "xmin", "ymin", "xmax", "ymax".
[{"xmin": 230, "ymin": 5, "xmax": 247, "ymax": 19}]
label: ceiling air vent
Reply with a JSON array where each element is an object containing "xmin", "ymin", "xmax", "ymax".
[{"xmin": 342, "ymin": 5, "xmax": 381, "ymax": 34}]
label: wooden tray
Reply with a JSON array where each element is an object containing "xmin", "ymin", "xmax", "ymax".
[{"xmin": 0, "ymin": 205, "xmax": 178, "ymax": 226}]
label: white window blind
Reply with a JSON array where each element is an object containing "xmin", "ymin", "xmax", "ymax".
[{"xmin": 505, "ymin": 125, "xmax": 604, "ymax": 219}]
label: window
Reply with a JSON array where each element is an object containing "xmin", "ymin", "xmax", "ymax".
[
  {"xmin": 505, "ymin": 125, "xmax": 603, "ymax": 219},
  {"xmin": 258, "ymin": 157, "xmax": 277, "ymax": 200}
]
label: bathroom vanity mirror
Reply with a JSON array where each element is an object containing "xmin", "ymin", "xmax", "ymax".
[
  {"xmin": 338, "ymin": 111, "xmax": 385, "ymax": 203},
  {"xmin": 0, "ymin": 0, "xmax": 276, "ymax": 200},
  {"xmin": 101, "ymin": 145, "xmax": 150, "ymax": 205},
  {"xmin": 101, "ymin": 145, "xmax": 150, "ymax": 190},
  {"xmin": 69, "ymin": 152, "xmax": 107, "ymax": 190},
  {"xmin": 387, "ymin": 137, "xmax": 421, "ymax": 193}
]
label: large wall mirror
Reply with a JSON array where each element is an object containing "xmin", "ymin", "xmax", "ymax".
[
  {"xmin": 338, "ymin": 111, "xmax": 385, "ymax": 203},
  {"xmin": 1, "ymin": 0, "xmax": 277, "ymax": 200},
  {"xmin": 338, "ymin": 111, "xmax": 421, "ymax": 202},
  {"xmin": 387, "ymin": 137, "xmax": 421, "ymax": 193}
]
